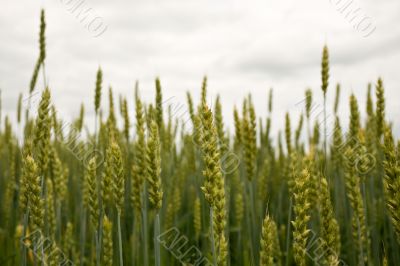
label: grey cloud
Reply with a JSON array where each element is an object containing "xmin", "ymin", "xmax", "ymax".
[{"xmin": 1, "ymin": 0, "xmax": 400, "ymax": 137}]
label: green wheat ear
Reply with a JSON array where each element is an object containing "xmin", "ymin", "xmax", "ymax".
[
  {"xmin": 101, "ymin": 139, "xmax": 114, "ymax": 206},
  {"xmin": 214, "ymin": 95, "xmax": 227, "ymax": 155},
  {"xmin": 30, "ymin": 59, "xmax": 41, "ymax": 93},
  {"xmin": 383, "ymin": 127, "xmax": 400, "ymax": 241},
  {"xmin": 285, "ymin": 112, "xmax": 292, "ymax": 154},
  {"xmin": 312, "ymin": 119, "xmax": 320, "ymax": 146},
  {"xmin": 321, "ymin": 45, "xmax": 329, "ymax": 95},
  {"xmin": 107, "ymin": 86, "xmax": 117, "ymax": 134},
  {"xmin": 319, "ymin": 177, "xmax": 341, "ymax": 265},
  {"xmin": 132, "ymin": 88, "xmax": 146, "ymax": 213},
  {"xmin": 344, "ymin": 146, "xmax": 369, "ymax": 264},
  {"xmin": 146, "ymin": 121, "xmax": 163, "ymax": 210},
  {"xmin": 111, "ymin": 140, "xmax": 125, "ymax": 213},
  {"xmin": 75, "ymin": 103, "xmax": 85, "ymax": 132},
  {"xmin": 131, "ymin": 160, "xmax": 142, "ymax": 213},
  {"xmin": 334, "ymin": 83, "xmax": 341, "ymax": 114},
  {"xmin": 233, "ymin": 105, "xmax": 242, "ymax": 151},
  {"xmin": 155, "ymin": 77, "xmax": 163, "ymax": 130},
  {"xmin": 63, "ymin": 222, "xmax": 76, "ymax": 261},
  {"xmin": 193, "ymin": 196, "xmax": 202, "ymax": 240},
  {"xmin": 200, "ymin": 76, "xmax": 208, "ymax": 105},
  {"xmin": 121, "ymin": 97, "xmax": 130, "ymax": 141},
  {"xmin": 242, "ymin": 96, "xmax": 257, "ymax": 181},
  {"xmin": 24, "ymin": 155, "xmax": 44, "ymax": 232},
  {"xmin": 199, "ymin": 101, "xmax": 227, "ymax": 265},
  {"xmin": 268, "ymin": 88, "xmax": 273, "ymax": 113},
  {"xmin": 331, "ymin": 116, "xmax": 343, "ymax": 169},
  {"xmin": 49, "ymin": 149, "xmax": 67, "ymax": 202},
  {"xmin": 85, "ymin": 157, "xmax": 100, "ymax": 230},
  {"xmin": 292, "ymin": 157, "xmax": 313, "ymax": 266},
  {"xmin": 260, "ymin": 213, "xmax": 280, "ymax": 266},
  {"xmin": 34, "ymin": 87, "xmax": 51, "ymax": 176},
  {"xmin": 46, "ymin": 179, "xmax": 56, "ymax": 238},
  {"xmin": 102, "ymin": 215, "xmax": 113, "ymax": 266},
  {"xmin": 17, "ymin": 93, "xmax": 22, "ymax": 123},
  {"xmin": 305, "ymin": 89, "xmax": 312, "ymax": 119},
  {"xmin": 375, "ymin": 78, "xmax": 385, "ymax": 139},
  {"xmin": 29, "ymin": 9, "xmax": 46, "ymax": 93},
  {"xmin": 349, "ymin": 94, "xmax": 361, "ymax": 148},
  {"xmin": 39, "ymin": 9, "xmax": 46, "ymax": 62},
  {"xmin": 294, "ymin": 113, "xmax": 304, "ymax": 149},
  {"xmin": 94, "ymin": 67, "xmax": 102, "ymax": 114}
]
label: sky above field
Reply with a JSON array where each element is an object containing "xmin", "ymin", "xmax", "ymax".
[{"xmin": 1, "ymin": 0, "xmax": 400, "ymax": 140}]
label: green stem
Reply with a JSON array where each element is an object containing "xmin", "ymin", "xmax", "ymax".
[
  {"xmin": 41, "ymin": 62, "xmax": 47, "ymax": 89},
  {"xmin": 285, "ymin": 198, "xmax": 293, "ymax": 266},
  {"xmin": 80, "ymin": 208, "xmax": 87, "ymax": 266},
  {"xmin": 154, "ymin": 213, "xmax": 161, "ymax": 266},
  {"xmin": 244, "ymin": 182, "xmax": 255, "ymax": 266},
  {"xmin": 117, "ymin": 210, "xmax": 124, "ymax": 266},
  {"xmin": 248, "ymin": 181, "xmax": 259, "ymax": 263},
  {"xmin": 142, "ymin": 183, "xmax": 149, "ymax": 266},
  {"xmin": 96, "ymin": 210, "xmax": 103, "ymax": 266},
  {"xmin": 209, "ymin": 207, "xmax": 217, "ymax": 266},
  {"xmin": 21, "ymin": 211, "xmax": 29, "ymax": 266}
]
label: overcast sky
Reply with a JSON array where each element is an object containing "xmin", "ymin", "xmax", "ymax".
[{"xmin": 1, "ymin": 0, "xmax": 399, "ymax": 139}]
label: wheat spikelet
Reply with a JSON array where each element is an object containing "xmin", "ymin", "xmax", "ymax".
[
  {"xmin": 199, "ymin": 101, "xmax": 227, "ymax": 265},
  {"xmin": 46, "ymin": 180, "xmax": 56, "ymax": 238},
  {"xmin": 107, "ymin": 86, "xmax": 117, "ymax": 136},
  {"xmin": 285, "ymin": 112, "xmax": 292, "ymax": 154},
  {"xmin": 344, "ymin": 147, "xmax": 369, "ymax": 264},
  {"xmin": 131, "ymin": 161, "xmax": 142, "ymax": 214},
  {"xmin": 348, "ymin": 94, "xmax": 360, "ymax": 148},
  {"xmin": 268, "ymin": 88, "xmax": 273, "ymax": 113},
  {"xmin": 331, "ymin": 117, "xmax": 343, "ymax": 170},
  {"xmin": 233, "ymin": 105, "xmax": 242, "ymax": 151},
  {"xmin": 30, "ymin": 59, "xmax": 41, "ymax": 93},
  {"xmin": 24, "ymin": 155, "xmax": 44, "ymax": 232},
  {"xmin": 49, "ymin": 148, "xmax": 67, "ymax": 202},
  {"xmin": 194, "ymin": 196, "xmax": 202, "ymax": 240},
  {"xmin": 155, "ymin": 77, "xmax": 163, "ymax": 130},
  {"xmin": 63, "ymin": 222, "xmax": 75, "ymax": 260},
  {"xmin": 33, "ymin": 87, "xmax": 51, "ymax": 176},
  {"xmin": 319, "ymin": 177, "xmax": 341, "ymax": 265},
  {"xmin": 260, "ymin": 214, "xmax": 280, "ymax": 266},
  {"xmin": 295, "ymin": 113, "xmax": 304, "ymax": 150},
  {"xmin": 312, "ymin": 120, "xmax": 320, "ymax": 147},
  {"xmin": 101, "ymin": 140, "xmax": 114, "ymax": 206},
  {"xmin": 321, "ymin": 45, "xmax": 329, "ymax": 95},
  {"xmin": 305, "ymin": 89, "xmax": 312, "ymax": 118},
  {"xmin": 242, "ymin": 97, "xmax": 257, "ymax": 181},
  {"xmin": 201, "ymin": 76, "xmax": 207, "ymax": 105},
  {"xmin": 29, "ymin": 9, "xmax": 46, "ymax": 93},
  {"xmin": 39, "ymin": 9, "xmax": 46, "ymax": 62},
  {"xmin": 215, "ymin": 95, "xmax": 227, "ymax": 155},
  {"xmin": 102, "ymin": 215, "xmax": 113, "ymax": 266},
  {"xmin": 146, "ymin": 121, "xmax": 163, "ymax": 210},
  {"xmin": 375, "ymin": 78, "xmax": 385, "ymax": 140},
  {"xmin": 85, "ymin": 157, "xmax": 100, "ymax": 230},
  {"xmin": 17, "ymin": 93, "xmax": 22, "ymax": 123},
  {"xmin": 111, "ymin": 140, "xmax": 125, "ymax": 212},
  {"xmin": 94, "ymin": 67, "xmax": 102, "ymax": 114},
  {"xmin": 292, "ymin": 157, "xmax": 312, "ymax": 266},
  {"xmin": 382, "ymin": 127, "xmax": 400, "ymax": 241},
  {"xmin": 47, "ymin": 243, "xmax": 61, "ymax": 266},
  {"xmin": 121, "ymin": 97, "xmax": 130, "ymax": 141},
  {"xmin": 334, "ymin": 83, "xmax": 341, "ymax": 114}
]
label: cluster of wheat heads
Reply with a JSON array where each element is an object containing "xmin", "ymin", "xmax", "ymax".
[{"xmin": 1, "ymin": 9, "xmax": 400, "ymax": 266}]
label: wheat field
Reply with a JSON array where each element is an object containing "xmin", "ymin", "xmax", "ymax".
[{"xmin": 0, "ymin": 9, "xmax": 400, "ymax": 266}]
